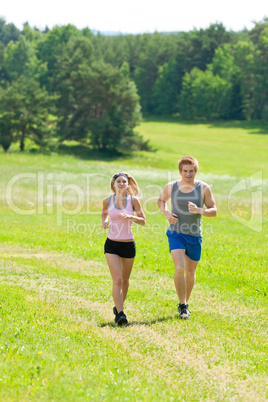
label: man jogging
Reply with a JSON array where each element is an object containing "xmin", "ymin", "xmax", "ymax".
[{"xmin": 157, "ymin": 156, "xmax": 217, "ymax": 319}]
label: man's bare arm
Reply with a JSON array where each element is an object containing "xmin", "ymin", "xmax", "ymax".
[
  {"xmin": 157, "ymin": 182, "xmax": 178, "ymax": 224},
  {"xmin": 188, "ymin": 183, "xmax": 217, "ymax": 217}
]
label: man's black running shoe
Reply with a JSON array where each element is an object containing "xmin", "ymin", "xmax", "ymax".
[
  {"xmin": 178, "ymin": 303, "xmax": 190, "ymax": 319},
  {"xmin": 185, "ymin": 303, "xmax": 190, "ymax": 317},
  {"xmin": 115, "ymin": 311, "xmax": 128, "ymax": 326}
]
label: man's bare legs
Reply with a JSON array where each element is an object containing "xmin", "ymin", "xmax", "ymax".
[
  {"xmin": 171, "ymin": 249, "xmax": 187, "ymax": 304},
  {"xmin": 185, "ymin": 254, "xmax": 198, "ymax": 303},
  {"xmin": 171, "ymin": 249, "xmax": 198, "ymax": 307}
]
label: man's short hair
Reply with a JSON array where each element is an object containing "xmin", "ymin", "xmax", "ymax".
[{"xmin": 178, "ymin": 156, "xmax": 199, "ymax": 172}]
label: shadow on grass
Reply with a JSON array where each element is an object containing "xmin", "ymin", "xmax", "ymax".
[
  {"xmin": 1, "ymin": 144, "xmax": 145, "ymax": 164},
  {"xmin": 57, "ymin": 144, "xmax": 126, "ymax": 161},
  {"xmin": 99, "ymin": 314, "xmax": 179, "ymax": 327},
  {"xmin": 143, "ymin": 115, "xmax": 268, "ymax": 135},
  {"xmin": 208, "ymin": 120, "xmax": 268, "ymax": 135},
  {"xmin": 1, "ymin": 142, "xmax": 156, "ymax": 163}
]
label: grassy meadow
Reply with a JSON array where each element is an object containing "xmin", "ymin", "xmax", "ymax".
[{"xmin": 0, "ymin": 119, "xmax": 267, "ymax": 401}]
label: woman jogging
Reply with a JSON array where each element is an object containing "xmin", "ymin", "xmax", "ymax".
[{"xmin": 102, "ymin": 172, "xmax": 146, "ymax": 326}]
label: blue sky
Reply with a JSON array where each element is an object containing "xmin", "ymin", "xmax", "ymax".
[{"xmin": 1, "ymin": 0, "xmax": 267, "ymax": 33}]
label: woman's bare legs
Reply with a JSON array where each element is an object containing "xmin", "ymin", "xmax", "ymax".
[
  {"xmin": 105, "ymin": 254, "xmax": 134, "ymax": 313},
  {"xmin": 120, "ymin": 257, "xmax": 134, "ymax": 302}
]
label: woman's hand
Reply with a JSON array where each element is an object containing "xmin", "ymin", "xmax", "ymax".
[
  {"xmin": 117, "ymin": 213, "xmax": 130, "ymax": 220},
  {"xmin": 102, "ymin": 221, "xmax": 109, "ymax": 229}
]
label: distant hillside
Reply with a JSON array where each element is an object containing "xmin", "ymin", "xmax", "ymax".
[
  {"xmin": 91, "ymin": 30, "xmax": 182, "ymax": 36},
  {"xmin": 91, "ymin": 30, "xmax": 126, "ymax": 36}
]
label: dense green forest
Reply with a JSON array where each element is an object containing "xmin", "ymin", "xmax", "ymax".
[{"xmin": 0, "ymin": 17, "xmax": 268, "ymax": 152}]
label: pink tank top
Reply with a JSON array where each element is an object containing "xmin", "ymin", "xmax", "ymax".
[{"xmin": 107, "ymin": 194, "xmax": 134, "ymax": 241}]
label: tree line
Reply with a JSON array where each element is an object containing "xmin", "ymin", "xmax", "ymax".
[{"xmin": 0, "ymin": 17, "xmax": 268, "ymax": 152}]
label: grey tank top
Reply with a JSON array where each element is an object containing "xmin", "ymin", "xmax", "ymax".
[{"xmin": 168, "ymin": 180, "xmax": 204, "ymax": 237}]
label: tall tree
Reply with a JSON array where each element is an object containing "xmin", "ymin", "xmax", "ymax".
[
  {"xmin": 180, "ymin": 67, "xmax": 232, "ymax": 120},
  {"xmin": 151, "ymin": 60, "xmax": 181, "ymax": 115},
  {"xmin": 0, "ymin": 18, "xmax": 20, "ymax": 46},
  {"xmin": 134, "ymin": 33, "xmax": 177, "ymax": 113},
  {"xmin": 0, "ymin": 76, "xmax": 57, "ymax": 151},
  {"xmin": 0, "ymin": 111, "xmax": 14, "ymax": 151},
  {"xmin": 56, "ymin": 53, "xmax": 146, "ymax": 152},
  {"xmin": 233, "ymin": 40, "xmax": 255, "ymax": 120},
  {"xmin": 209, "ymin": 44, "xmax": 243, "ymax": 119},
  {"xmin": 249, "ymin": 21, "xmax": 268, "ymax": 119},
  {"xmin": 36, "ymin": 24, "xmax": 80, "ymax": 91},
  {"xmin": 3, "ymin": 36, "xmax": 34, "ymax": 81},
  {"xmin": 187, "ymin": 23, "xmax": 232, "ymax": 71}
]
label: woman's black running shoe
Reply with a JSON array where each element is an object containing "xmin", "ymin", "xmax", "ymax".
[
  {"xmin": 115, "ymin": 311, "xmax": 128, "ymax": 326},
  {"xmin": 113, "ymin": 306, "xmax": 118, "ymax": 316}
]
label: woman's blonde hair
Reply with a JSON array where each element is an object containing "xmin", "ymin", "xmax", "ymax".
[{"xmin": 110, "ymin": 172, "xmax": 139, "ymax": 196}]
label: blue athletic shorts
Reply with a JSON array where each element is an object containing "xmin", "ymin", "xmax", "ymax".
[{"xmin": 166, "ymin": 230, "xmax": 202, "ymax": 261}]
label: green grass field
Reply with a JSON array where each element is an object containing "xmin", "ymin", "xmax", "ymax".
[{"xmin": 0, "ymin": 120, "xmax": 267, "ymax": 401}]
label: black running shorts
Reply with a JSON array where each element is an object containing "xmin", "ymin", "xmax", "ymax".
[{"xmin": 104, "ymin": 238, "xmax": 136, "ymax": 258}]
